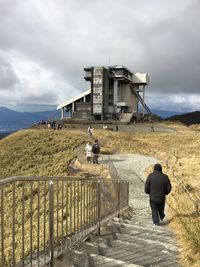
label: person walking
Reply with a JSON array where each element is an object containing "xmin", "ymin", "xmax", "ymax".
[
  {"xmin": 85, "ymin": 141, "xmax": 92, "ymax": 163},
  {"xmin": 92, "ymin": 139, "xmax": 100, "ymax": 164},
  {"xmin": 145, "ymin": 163, "xmax": 172, "ymax": 225}
]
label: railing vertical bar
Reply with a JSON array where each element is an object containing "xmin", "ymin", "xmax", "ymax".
[
  {"xmin": 93, "ymin": 181, "xmax": 95, "ymax": 228},
  {"xmin": 127, "ymin": 181, "xmax": 129, "ymax": 207},
  {"xmin": 118, "ymin": 180, "xmax": 121, "ymax": 217},
  {"xmin": 22, "ymin": 182, "xmax": 25, "ymax": 267},
  {"xmin": 77, "ymin": 179, "xmax": 80, "ymax": 233},
  {"xmin": 49, "ymin": 181, "xmax": 54, "ymax": 267},
  {"xmin": 97, "ymin": 180, "xmax": 101, "ymax": 236},
  {"xmin": 12, "ymin": 183, "xmax": 16, "ymax": 267},
  {"xmin": 91, "ymin": 181, "xmax": 93, "ymax": 228},
  {"xmin": 70, "ymin": 178, "xmax": 72, "ymax": 246},
  {"xmin": 86, "ymin": 180, "xmax": 89, "ymax": 234},
  {"xmin": 88, "ymin": 181, "xmax": 91, "ymax": 228},
  {"xmin": 37, "ymin": 181, "xmax": 40, "ymax": 265},
  {"xmin": 61, "ymin": 180, "xmax": 64, "ymax": 249},
  {"xmin": 66, "ymin": 180, "xmax": 68, "ymax": 248},
  {"xmin": 56, "ymin": 181, "xmax": 59, "ymax": 251},
  {"xmin": 1, "ymin": 186, "xmax": 5, "ymax": 267},
  {"xmin": 43, "ymin": 181, "xmax": 47, "ymax": 264},
  {"xmin": 30, "ymin": 182, "xmax": 33, "ymax": 267},
  {"xmin": 90, "ymin": 181, "xmax": 92, "ymax": 227},
  {"xmin": 83, "ymin": 181, "xmax": 86, "ymax": 231},
  {"xmin": 95, "ymin": 181, "xmax": 97, "ymax": 225},
  {"xmin": 73, "ymin": 179, "xmax": 76, "ymax": 242},
  {"xmin": 80, "ymin": 180, "xmax": 83, "ymax": 231}
]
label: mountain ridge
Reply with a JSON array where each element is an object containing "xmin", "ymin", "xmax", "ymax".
[
  {"xmin": 0, "ymin": 106, "xmax": 60, "ymax": 132},
  {"xmin": 165, "ymin": 111, "xmax": 200, "ymax": 126}
]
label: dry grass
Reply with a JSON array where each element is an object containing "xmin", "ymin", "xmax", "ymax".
[{"xmin": 0, "ymin": 129, "xmax": 86, "ymax": 179}]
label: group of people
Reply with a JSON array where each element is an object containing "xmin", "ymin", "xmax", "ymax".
[{"xmin": 85, "ymin": 139, "xmax": 100, "ymax": 164}]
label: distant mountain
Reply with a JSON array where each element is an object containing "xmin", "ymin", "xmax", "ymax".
[
  {"xmin": 0, "ymin": 106, "xmax": 60, "ymax": 132},
  {"xmin": 165, "ymin": 111, "xmax": 200, "ymax": 126},
  {"xmin": 151, "ymin": 109, "xmax": 183, "ymax": 119}
]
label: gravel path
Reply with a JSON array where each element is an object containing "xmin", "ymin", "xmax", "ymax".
[{"xmin": 109, "ymin": 154, "xmax": 158, "ymax": 217}]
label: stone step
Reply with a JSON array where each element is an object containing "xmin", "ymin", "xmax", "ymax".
[
  {"xmin": 54, "ymin": 213, "xmax": 181, "ymax": 267},
  {"xmin": 107, "ymin": 221, "xmax": 177, "ymax": 240},
  {"xmin": 69, "ymin": 249, "xmax": 143, "ymax": 267}
]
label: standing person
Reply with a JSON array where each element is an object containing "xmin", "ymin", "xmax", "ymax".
[
  {"xmin": 145, "ymin": 164, "xmax": 172, "ymax": 226},
  {"xmin": 85, "ymin": 141, "xmax": 92, "ymax": 163},
  {"xmin": 87, "ymin": 125, "xmax": 93, "ymax": 137},
  {"xmin": 151, "ymin": 124, "xmax": 155, "ymax": 132},
  {"xmin": 92, "ymin": 139, "xmax": 100, "ymax": 164}
]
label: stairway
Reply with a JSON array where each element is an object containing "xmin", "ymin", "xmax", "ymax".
[
  {"xmin": 54, "ymin": 154, "xmax": 181, "ymax": 267},
  {"xmin": 120, "ymin": 113, "xmax": 134, "ymax": 123},
  {"xmin": 55, "ymin": 213, "xmax": 181, "ymax": 267}
]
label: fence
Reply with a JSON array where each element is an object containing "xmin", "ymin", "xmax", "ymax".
[{"xmin": 0, "ymin": 176, "xmax": 129, "ymax": 267}]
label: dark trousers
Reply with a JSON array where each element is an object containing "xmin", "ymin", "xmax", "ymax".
[
  {"xmin": 150, "ymin": 199, "xmax": 165, "ymax": 224},
  {"xmin": 93, "ymin": 154, "xmax": 99, "ymax": 164}
]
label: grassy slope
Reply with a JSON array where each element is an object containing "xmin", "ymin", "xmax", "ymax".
[
  {"xmin": 0, "ymin": 129, "xmax": 87, "ymax": 265},
  {"xmin": 0, "ymin": 125, "xmax": 200, "ymax": 266},
  {"xmin": 0, "ymin": 129, "xmax": 86, "ymax": 179}
]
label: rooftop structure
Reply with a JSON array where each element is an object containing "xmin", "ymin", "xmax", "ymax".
[{"xmin": 57, "ymin": 65, "xmax": 151, "ymax": 122}]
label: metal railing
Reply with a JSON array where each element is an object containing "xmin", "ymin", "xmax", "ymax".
[{"xmin": 0, "ymin": 176, "xmax": 129, "ymax": 267}]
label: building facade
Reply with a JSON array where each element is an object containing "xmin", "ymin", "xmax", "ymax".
[{"xmin": 57, "ymin": 65, "xmax": 151, "ymax": 122}]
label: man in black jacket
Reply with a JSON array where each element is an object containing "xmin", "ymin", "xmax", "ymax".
[
  {"xmin": 92, "ymin": 139, "xmax": 100, "ymax": 164},
  {"xmin": 145, "ymin": 164, "xmax": 172, "ymax": 225}
]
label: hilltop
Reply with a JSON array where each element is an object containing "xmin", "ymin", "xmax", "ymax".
[{"xmin": 166, "ymin": 111, "xmax": 200, "ymax": 125}]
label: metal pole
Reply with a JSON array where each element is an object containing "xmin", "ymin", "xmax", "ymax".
[
  {"xmin": 142, "ymin": 85, "xmax": 145, "ymax": 116},
  {"xmin": 97, "ymin": 180, "xmax": 101, "ymax": 236},
  {"xmin": 127, "ymin": 181, "xmax": 129, "ymax": 207},
  {"xmin": 49, "ymin": 180, "xmax": 54, "ymax": 267},
  {"xmin": 1, "ymin": 186, "xmax": 4, "ymax": 267},
  {"xmin": 118, "ymin": 180, "xmax": 121, "ymax": 218}
]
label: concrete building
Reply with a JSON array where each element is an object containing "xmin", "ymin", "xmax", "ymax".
[{"xmin": 57, "ymin": 65, "xmax": 151, "ymax": 122}]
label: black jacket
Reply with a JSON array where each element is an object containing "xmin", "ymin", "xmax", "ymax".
[
  {"xmin": 145, "ymin": 170, "xmax": 172, "ymax": 202},
  {"xmin": 92, "ymin": 143, "xmax": 100, "ymax": 154}
]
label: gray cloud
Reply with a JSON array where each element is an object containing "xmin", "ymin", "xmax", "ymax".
[
  {"xmin": 0, "ymin": 55, "xmax": 19, "ymax": 90},
  {"xmin": 0, "ymin": 0, "xmax": 200, "ymax": 111}
]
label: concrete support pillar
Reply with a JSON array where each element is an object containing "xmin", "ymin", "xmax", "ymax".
[
  {"xmin": 83, "ymin": 96, "xmax": 86, "ymax": 103},
  {"xmin": 72, "ymin": 102, "xmax": 75, "ymax": 117},
  {"xmin": 142, "ymin": 85, "xmax": 145, "ymax": 116},
  {"xmin": 61, "ymin": 108, "xmax": 64, "ymax": 119},
  {"xmin": 113, "ymin": 80, "xmax": 118, "ymax": 113}
]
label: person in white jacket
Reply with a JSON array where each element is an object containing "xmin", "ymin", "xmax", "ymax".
[{"xmin": 85, "ymin": 141, "xmax": 92, "ymax": 163}]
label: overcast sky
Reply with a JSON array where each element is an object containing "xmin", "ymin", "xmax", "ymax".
[{"xmin": 0, "ymin": 0, "xmax": 200, "ymax": 112}]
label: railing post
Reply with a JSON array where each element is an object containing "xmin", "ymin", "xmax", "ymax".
[
  {"xmin": 127, "ymin": 181, "xmax": 129, "ymax": 207},
  {"xmin": 49, "ymin": 180, "xmax": 54, "ymax": 267},
  {"xmin": 118, "ymin": 180, "xmax": 121, "ymax": 218},
  {"xmin": 97, "ymin": 180, "xmax": 101, "ymax": 236}
]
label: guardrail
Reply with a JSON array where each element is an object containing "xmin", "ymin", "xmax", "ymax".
[{"xmin": 0, "ymin": 176, "xmax": 129, "ymax": 267}]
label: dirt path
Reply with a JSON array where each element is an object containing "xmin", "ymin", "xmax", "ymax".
[{"xmin": 108, "ymin": 154, "xmax": 159, "ymax": 217}]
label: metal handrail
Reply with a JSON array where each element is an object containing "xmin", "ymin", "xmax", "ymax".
[{"xmin": 0, "ymin": 176, "xmax": 129, "ymax": 267}]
